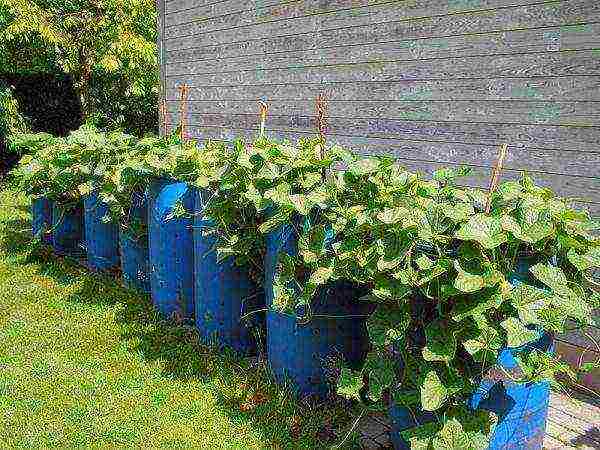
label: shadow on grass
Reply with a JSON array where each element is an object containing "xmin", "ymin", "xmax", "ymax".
[
  {"xmin": 65, "ymin": 274, "xmax": 356, "ymax": 447},
  {"xmin": 0, "ymin": 220, "xmax": 359, "ymax": 449},
  {"xmin": 1, "ymin": 218, "xmax": 32, "ymax": 254},
  {"xmin": 1, "ymin": 218, "xmax": 89, "ymax": 285}
]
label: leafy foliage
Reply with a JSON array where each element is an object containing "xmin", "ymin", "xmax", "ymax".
[
  {"xmin": 248, "ymin": 146, "xmax": 599, "ymax": 447},
  {"xmin": 0, "ymin": 83, "xmax": 28, "ymax": 139},
  {"xmin": 1, "ymin": 0, "xmax": 158, "ymax": 130},
  {"xmin": 11, "ymin": 129, "xmax": 600, "ymax": 449}
]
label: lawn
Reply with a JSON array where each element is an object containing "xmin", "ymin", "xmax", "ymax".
[{"xmin": 0, "ymin": 183, "xmax": 357, "ymax": 448}]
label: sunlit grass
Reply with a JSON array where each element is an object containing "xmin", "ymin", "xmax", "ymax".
[{"xmin": 0, "ymin": 182, "xmax": 358, "ymax": 448}]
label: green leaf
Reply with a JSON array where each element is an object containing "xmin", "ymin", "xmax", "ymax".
[
  {"xmin": 567, "ymin": 247, "xmax": 600, "ymax": 271},
  {"xmin": 401, "ymin": 422, "xmax": 438, "ymax": 450},
  {"xmin": 348, "ymin": 158, "xmax": 379, "ymax": 176},
  {"xmin": 451, "ymin": 290, "xmax": 503, "ymax": 323},
  {"xmin": 416, "ymin": 254, "xmax": 434, "ymax": 270},
  {"xmin": 308, "ymin": 266, "xmax": 333, "ymax": 286},
  {"xmin": 373, "ymin": 276, "xmax": 411, "ymax": 300},
  {"xmin": 580, "ymin": 361, "xmax": 600, "ymax": 374},
  {"xmin": 590, "ymin": 292, "xmax": 600, "ymax": 309},
  {"xmin": 306, "ymin": 186, "xmax": 329, "ymax": 206},
  {"xmin": 299, "ymin": 172, "xmax": 322, "ymax": 189},
  {"xmin": 392, "ymin": 389, "xmax": 421, "ymax": 408},
  {"xmin": 77, "ymin": 182, "xmax": 93, "ymax": 197},
  {"xmin": 364, "ymin": 352, "xmax": 397, "ymax": 401},
  {"xmin": 432, "ymin": 419, "xmax": 472, "ymax": 450},
  {"xmin": 367, "ymin": 303, "xmax": 411, "ymax": 348},
  {"xmin": 416, "ymin": 260, "xmax": 451, "ymax": 287},
  {"xmin": 500, "ymin": 215, "xmax": 522, "ymax": 236},
  {"xmin": 515, "ymin": 349, "xmax": 576, "ymax": 384},
  {"xmin": 520, "ymin": 221, "xmax": 554, "ymax": 244},
  {"xmin": 529, "ymin": 263, "xmax": 577, "ymax": 300},
  {"xmin": 455, "ymin": 214, "xmax": 507, "ymax": 249},
  {"xmin": 510, "ymin": 283, "xmax": 551, "ymax": 326},
  {"xmin": 422, "ymin": 322, "xmax": 457, "ymax": 363},
  {"xmin": 290, "ymin": 194, "xmax": 309, "ymax": 216},
  {"xmin": 263, "ymin": 182, "xmax": 292, "ymax": 206},
  {"xmin": 376, "ymin": 207, "xmax": 415, "ymax": 225},
  {"xmin": 536, "ymin": 307, "xmax": 566, "ymax": 333},
  {"xmin": 377, "ymin": 256, "xmax": 403, "ymax": 272},
  {"xmin": 496, "ymin": 181, "xmax": 523, "ymax": 202},
  {"xmin": 462, "ymin": 318, "xmax": 503, "ymax": 363},
  {"xmin": 433, "ymin": 167, "xmax": 456, "ymax": 182},
  {"xmin": 258, "ymin": 210, "xmax": 290, "ymax": 234},
  {"xmin": 500, "ymin": 317, "xmax": 538, "ymax": 348},
  {"xmin": 453, "ymin": 261, "xmax": 485, "ymax": 293},
  {"xmin": 420, "ymin": 370, "xmax": 448, "ymax": 411},
  {"xmin": 529, "ymin": 263, "xmax": 565, "ymax": 289},
  {"xmin": 336, "ymin": 369, "xmax": 364, "ymax": 400},
  {"xmin": 241, "ymin": 185, "xmax": 263, "ymax": 209},
  {"xmin": 442, "ymin": 202, "xmax": 474, "ymax": 223}
]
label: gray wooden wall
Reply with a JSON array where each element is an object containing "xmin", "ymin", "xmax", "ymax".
[
  {"xmin": 157, "ymin": 0, "xmax": 600, "ymax": 215},
  {"xmin": 157, "ymin": 0, "xmax": 599, "ymax": 384}
]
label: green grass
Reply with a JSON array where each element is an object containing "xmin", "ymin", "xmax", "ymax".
[{"xmin": 0, "ymin": 184, "xmax": 358, "ymax": 448}]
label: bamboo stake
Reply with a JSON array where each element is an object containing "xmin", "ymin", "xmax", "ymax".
[
  {"xmin": 315, "ymin": 92, "xmax": 328, "ymax": 159},
  {"xmin": 315, "ymin": 92, "xmax": 329, "ymax": 180},
  {"xmin": 159, "ymin": 98, "xmax": 169, "ymax": 136},
  {"xmin": 177, "ymin": 84, "xmax": 190, "ymax": 142},
  {"xmin": 485, "ymin": 143, "xmax": 509, "ymax": 214},
  {"xmin": 258, "ymin": 100, "xmax": 269, "ymax": 138}
]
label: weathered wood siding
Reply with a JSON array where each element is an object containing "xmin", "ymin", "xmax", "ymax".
[
  {"xmin": 158, "ymin": 0, "xmax": 600, "ymax": 216},
  {"xmin": 158, "ymin": 0, "xmax": 599, "ymax": 384}
]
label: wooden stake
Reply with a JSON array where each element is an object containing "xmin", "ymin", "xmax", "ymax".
[
  {"xmin": 315, "ymin": 92, "xmax": 328, "ymax": 160},
  {"xmin": 177, "ymin": 84, "xmax": 190, "ymax": 141},
  {"xmin": 485, "ymin": 143, "xmax": 509, "ymax": 214},
  {"xmin": 258, "ymin": 100, "xmax": 269, "ymax": 138},
  {"xmin": 159, "ymin": 99, "xmax": 169, "ymax": 136}
]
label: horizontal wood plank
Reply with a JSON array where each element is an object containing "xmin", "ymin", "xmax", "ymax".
[
  {"xmin": 165, "ymin": 50, "xmax": 600, "ymax": 89},
  {"xmin": 164, "ymin": 0, "xmax": 599, "ymax": 51},
  {"xmin": 165, "ymin": 0, "xmax": 402, "ymax": 29},
  {"xmin": 164, "ymin": 0, "xmax": 558, "ymax": 38},
  {"xmin": 166, "ymin": 23, "xmax": 600, "ymax": 73},
  {"xmin": 164, "ymin": 0, "xmax": 278, "ymax": 15},
  {"xmin": 165, "ymin": 76, "xmax": 600, "ymax": 107},
  {"xmin": 164, "ymin": 108, "xmax": 600, "ymax": 152},
  {"xmin": 165, "ymin": 96, "xmax": 600, "ymax": 126}
]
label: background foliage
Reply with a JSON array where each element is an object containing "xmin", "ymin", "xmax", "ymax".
[{"xmin": 0, "ymin": 0, "xmax": 159, "ymax": 136}]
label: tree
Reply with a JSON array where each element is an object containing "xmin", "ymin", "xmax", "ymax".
[{"xmin": 1, "ymin": 0, "xmax": 158, "ymax": 123}]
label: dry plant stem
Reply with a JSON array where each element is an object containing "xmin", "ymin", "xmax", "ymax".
[
  {"xmin": 316, "ymin": 92, "xmax": 328, "ymax": 153},
  {"xmin": 332, "ymin": 408, "xmax": 365, "ymax": 449},
  {"xmin": 258, "ymin": 101, "xmax": 268, "ymax": 138},
  {"xmin": 316, "ymin": 92, "xmax": 328, "ymax": 180},
  {"xmin": 159, "ymin": 98, "xmax": 169, "ymax": 136},
  {"xmin": 177, "ymin": 84, "xmax": 190, "ymax": 142},
  {"xmin": 485, "ymin": 143, "xmax": 509, "ymax": 214}
]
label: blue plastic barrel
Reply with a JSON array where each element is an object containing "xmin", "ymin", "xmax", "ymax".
[
  {"xmin": 265, "ymin": 221, "xmax": 371, "ymax": 397},
  {"xmin": 469, "ymin": 333, "xmax": 553, "ymax": 449},
  {"xmin": 119, "ymin": 190, "xmax": 150, "ymax": 293},
  {"xmin": 389, "ymin": 257, "xmax": 554, "ymax": 449},
  {"xmin": 148, "ymin": 178, "xmax": 195, "ymax": 319},
  {"xmin": 32, "ymin": 197, "xmax": 53, "ymax": 244},
  {"xmin": 389, "ymin": 334, "xmax": 553, "ymax": 449},
  {"xmin": 84, "ymin": 191, "xmax": 119, "ymax": 271},
  {"xmin": 193, "ymin": 190, "xmax": 264, "ymax": 354},
  {"xmin": 52, "ymin": 201, "xmax": 84, "ymax": 255}
]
